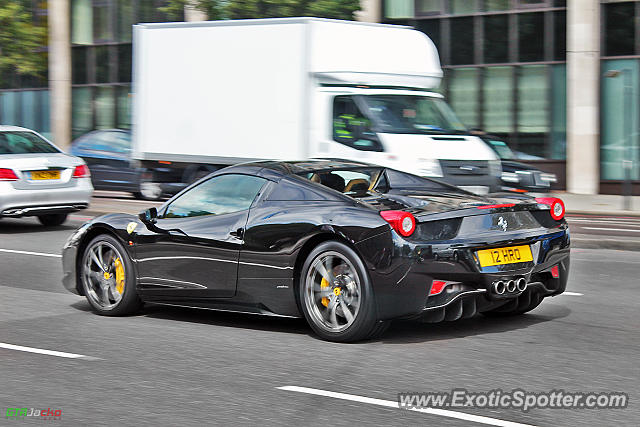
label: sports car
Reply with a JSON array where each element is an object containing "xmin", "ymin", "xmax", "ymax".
[{"xmin": 62, "ymin": 159, "xmax": 570, "ymax": 342}]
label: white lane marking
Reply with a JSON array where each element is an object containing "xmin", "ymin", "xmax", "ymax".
[
  {"xmin": 580, "ymin": 227, "xmax": 640, "ymax": 233},
  {"xmin": 277, "ymin": 386, "xmax": 536, "ymax": 427},
  {"xmin": 561, "ymin": 291, "xmax": 584, "ymax": 296},
  {"xmin": 0, "ymin": 342, "xmax": 97, "ymax": 360},
  {"xmin": 0, "ymin": 248, "xmax": 61, "ymax": 258}
]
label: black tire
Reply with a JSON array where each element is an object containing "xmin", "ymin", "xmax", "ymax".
[
  {"xmin": 481, "ymin": 292, "xmax": 543, "ymax": 317},
  {"xmin": 134, "ymin": 180, "xmax": 163, "ymax": 200},
  {"xmin": 37, "ymin": 213, "xmax": 68, "ymax": 226},
  {"xmin": 298, "ymin": 241, "xmax": 384, "ymax": 342},
  {"xmin": 80, "ymin": 234, "xmax": 142, "ymax": 316}
]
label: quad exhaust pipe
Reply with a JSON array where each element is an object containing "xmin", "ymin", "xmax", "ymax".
[{"xmin": 492, "ymin": 277, "xmax": 527, "ymax": 295}]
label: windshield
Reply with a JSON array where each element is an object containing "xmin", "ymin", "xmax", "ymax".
[
  {"xmin": 297, "ymin": 167, "xmax": 452, "ymax": 195},
  {"xmin": 0, "ymin": 131, "xmax": 59, "ymax": 154},
  {"xmin": 486, "ymin": 139, "xmax": 515, "ymax": 160},
  {"xmin": 359, "ymin": 95, "xmax": 467, "ymax": 135}
]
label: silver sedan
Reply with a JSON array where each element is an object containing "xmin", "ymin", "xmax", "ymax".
[{"xmin": 0, "ymin": 126, "xmax": 93, "ymax": 226}]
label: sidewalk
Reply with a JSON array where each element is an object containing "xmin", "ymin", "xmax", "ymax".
[
  {"xmin": 551, "ymin": 192, "xmax": 640, "ymax": 251},
  {"xmin": 551, "ymin": 192, "xmax": 640, "ymax": 217}
]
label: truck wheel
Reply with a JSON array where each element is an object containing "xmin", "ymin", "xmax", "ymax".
[
  {"xmin": 299, "ymin": 241, "xmax": 385, "ymax": 342},
  {"xmin": 134, "ymin": 181, "xmax": 163, "ymax": 200},
  {"xmin": 38, "ymin": 213, "xmax": 68, "ymax": 226}
]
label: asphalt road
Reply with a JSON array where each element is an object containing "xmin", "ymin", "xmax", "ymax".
[{"xmin": 1, "ymin": 210, "xmax": 639, "ymax": 426}]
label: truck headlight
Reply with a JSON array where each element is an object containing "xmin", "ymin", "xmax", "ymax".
[
  {"xmin": 540, "ymin": 173, "xmax": 557, "ymax": 183},
  {"xmin": 417, "ymin": 159, "xmax": 443, "ymax": 177},
  {"xmin": 501, "ymin": 172, "xmax": 520, "ymax": 183}
]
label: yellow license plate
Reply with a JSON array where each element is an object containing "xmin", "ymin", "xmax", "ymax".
[
  {"xmin": 30, "ymin": 170, "xmax": 61, "ymax": 180},
  {"xmin": 476, "ymin": 245, "xmax": 533, "ymax": 267}
]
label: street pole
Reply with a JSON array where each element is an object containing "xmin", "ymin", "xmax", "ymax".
[
  {"xmin": 48, "ymin": 0, "xmax": 72, "ymax": 151},
  {"xmin": 622, "ymin": 69, "xmax": 633, "ymax": 211}
]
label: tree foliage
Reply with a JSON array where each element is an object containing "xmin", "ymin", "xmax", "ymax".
[
  {"xmin": 164, "ymin": 0, "xmax": 361, "ymax": 21},
  {"xmin": 226, "ymin": 0, "xmax": 361, "ymax": 20},
  {"xmin": 0, "ymin": 1, "xmax": 47, "ymax": 79},
  {"xmin": 160, "ymin": 0, "xmax": 226, "ymax": 21}
]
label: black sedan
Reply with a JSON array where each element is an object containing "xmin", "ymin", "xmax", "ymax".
[
  {"xmin": 70, "ymin": 129, "xmax": 192, "ymax": 200},
  {"xmin": 62, "ymin": 160, "xmax": 570, "ymax": 342},
  {"xmin": 482, "ymin": 136, "xmax": 558, "ymax": 192}
]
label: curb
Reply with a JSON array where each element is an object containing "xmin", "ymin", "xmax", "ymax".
[
  {"xmin": 571, "ymin": 236, "xmax": 640, "ymax": 252},
  {"xmin": 567, "ymin": 210, "xmax": 640, "ymax": 217}
]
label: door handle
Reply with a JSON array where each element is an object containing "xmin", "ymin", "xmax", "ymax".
[{"xmin": 230, "ymin": 228, "xmax": 244, "ymax": 239}]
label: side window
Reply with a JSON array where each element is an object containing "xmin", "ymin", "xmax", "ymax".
[
  {"xmin": 106, "ymin": 132, "xmax": 132, "ymax": 153},
  {"xmin": 163, "ymin": 174, "xmax": 266, "ymax": 219},
  {"xmin": 332, "ymin": 96, "xmax": 381, "ymax": 151}
]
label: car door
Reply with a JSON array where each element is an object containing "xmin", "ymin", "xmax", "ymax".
[
  {"xmin": 134, "ymin": 173, "xmax": 268, "ymax": 299},
  {"xmin": 93, "ymin": 131, "xmax": 136, "ymax": 191}
]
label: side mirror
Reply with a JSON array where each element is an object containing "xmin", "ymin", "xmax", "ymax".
[{"xmin": 139, "ymin": 207, "xmax": 158, "ymax": 225}]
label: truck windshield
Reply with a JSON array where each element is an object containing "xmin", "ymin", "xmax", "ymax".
[{"xmin": 359, "ymin": 95, "xmax": 467, "ymax": 135}]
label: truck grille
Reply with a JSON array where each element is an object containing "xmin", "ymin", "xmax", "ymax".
[{"xmin": 440, "ymin": 160, "xmax": 490, "ymax": 176}]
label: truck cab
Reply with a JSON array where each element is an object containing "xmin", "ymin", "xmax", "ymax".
[{"xmin": 312, "ymin": 87, "xmax": 501, "ymax": 194}]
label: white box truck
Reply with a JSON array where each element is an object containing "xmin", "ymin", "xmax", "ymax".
[{"xmin": 132, "ymin": 17, "xmax": 501, "ymax": 198}]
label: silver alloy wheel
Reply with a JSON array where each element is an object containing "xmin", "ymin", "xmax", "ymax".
[
  {"xmin": 304, "ymin": 251, "xmax": 361, "ymax": 333},
  {"xmin": 81, "ymin": 240, "xmax": 126, "ymax": 310},
  {"xmin": 139, "ymin": 181, "xmax": 162, "ymax": 200}
]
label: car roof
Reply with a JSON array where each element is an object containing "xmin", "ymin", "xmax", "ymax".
[
  {"xmin": 0, "ymin": 125, "xmax": 38, "ymax": 132},
  {"xmin": 240, "ymin": 159, "xmax": 376, "ymax": 176}
]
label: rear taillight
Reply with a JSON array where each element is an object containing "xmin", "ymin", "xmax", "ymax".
[
  {"xmin": 550, "ymin": 265, "xmax": 560, "ymax": 278},
  {"xmin": 380, "ymin": 210, "xmax": 416, "ymax": 237},
  {"xmin": 535, "ymin": 197, "xmax": 565, "ymax": 220},
  {"xmin": 0, "ymin": 168, "xmax": 18, "ymax": 181},
  {"xmin": 73, "ymin": 164, "xmax": 90, "ymax": 178}
]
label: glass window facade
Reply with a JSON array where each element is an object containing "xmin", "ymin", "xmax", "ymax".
[
  {"xmin": 601, "ymin": 59, "xmax": 640, "ymax": 181},
  {"xmin": 550, "ymin": 64, "xmax": 566, "ymax": 160},
  {"xmin": 448, "ymin": 68, "xmax": 479, "ymax": 128},
  {"xmin": 518, "ymin": 12, "xmax": 545, "ymax": 62},
  {"xmin": 604, "ymin": 2, "xmax": 636, "ymax": 57},
  {"xmin": 484, "ymin": 14, "xmax": 509, "ymax": 64},
  {"xmin": 384, "ymin": 3, "xmax": 569, "ymax": 165},
  {"xmin": 484, "ymin": 66, "xmax": 514, "ymax": 135},
  {"xmin": 384, "ymin": 0, "xmax": 414, "ymax": 19},
  {"xmin": 0, "ymin": 90, "xmax": 51, "ymax": 137},
  {"xmin": 450, "ymin": 17, "xmax": 474, "ymax": 65},
  {"xmin": 485, "ymin": 0, "xmax": 511, "ymax": 11},
  {"xmin": 71, "ymin": 0, "xmax": 93, "ymax": 44}
]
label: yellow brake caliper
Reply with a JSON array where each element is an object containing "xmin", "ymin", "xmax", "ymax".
[
  {"xmin": 114, "ymin": 258, "xmax": 125, "ymax": 294},
  {"xmin": 320, "ymin": 277, "xmax": 330, "ymax": 307}
]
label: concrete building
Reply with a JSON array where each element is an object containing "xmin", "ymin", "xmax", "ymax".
[{"xmin": 0, "ymin": 0, "xmax": 638, "ymax": 195}]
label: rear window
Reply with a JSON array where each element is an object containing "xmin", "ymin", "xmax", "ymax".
[
  {"xmin": 0, "ymin": 131, "xmax": 59, "ymax": 154},
  {"xmin": 297, "ymin": 168, "xmax": 383, "ymax": 195}
]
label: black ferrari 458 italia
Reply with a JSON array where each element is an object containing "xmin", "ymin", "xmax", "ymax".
[{"xmin": 62, "ymin": 159, "xmax": 570, "ymax": 342}]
